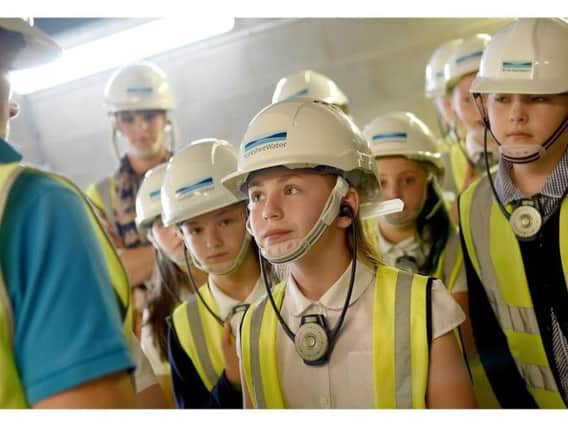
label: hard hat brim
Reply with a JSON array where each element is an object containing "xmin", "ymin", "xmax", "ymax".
[
  {"xmin": 0, "ymin": 18, "xmax": 62, "ymax": 70},
  {"xmin": 470, "ymin": 75, "xmax": 568, "ymax": 95}
]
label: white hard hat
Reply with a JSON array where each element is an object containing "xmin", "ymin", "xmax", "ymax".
[
  {"xmin": 222, "ymin": 99, "xmax": 379, "ymax": 204},
  {"xmin": 272, "ymin": 70, "xmax": 350, "ymax": 112},
  {"xmin": 363, "ymin": 112, "xmax": 444, "ymax": 176},
  {"xmin": 104, "ymin": 61, "xmax": 175, "ymax": 113},
  {"xmin": 0, "ymin": 18, "xmax": 61, "ymax": 70},
  {"xmin": 471, "ymin": 18, "xmax": 568, "ymax": 95},
  {"xmin": 444, "ymin": 33, "xmax": 492, "ymax": 90},
  {"xmin": 161, "ymin": 138, "xmax": 245, "ymax": 227},
  {"xmin": 135, "ymin": 163, "xmax": 168, "ymax": 232},
  {"xmin": 424, "ymin": 38, "xmax": 463, "ymax": 98}
]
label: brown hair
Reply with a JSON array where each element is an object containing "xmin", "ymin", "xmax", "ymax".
[{"xmin": 145, "ymin": 248, "xmax": 192, "ymax": 362}]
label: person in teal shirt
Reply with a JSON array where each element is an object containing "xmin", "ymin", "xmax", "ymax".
[{"xmin": 0, "ymin": 18, "xmax": 135, "ymax": 408}]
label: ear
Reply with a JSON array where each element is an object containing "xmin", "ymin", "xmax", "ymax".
[
  {"xmin": 146, "ymin": 228, "xmax": 157, "ymax": 247},
  {"xmin": 335, "ymin": 187, "xmax": 359, "ymax": 229},
  {"xmin": 110, "ymin": 113, "xmax": 125, "ymax": 136}
]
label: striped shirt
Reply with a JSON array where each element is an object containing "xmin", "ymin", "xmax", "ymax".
[{"xmin": 494, "ymin": 146, "xmax": 568, "ymax": 402}]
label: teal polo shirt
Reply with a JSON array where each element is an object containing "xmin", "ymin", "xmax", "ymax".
[{"xmin": 0, "ymin": 138, "xmax": 134, "ymax": 406}]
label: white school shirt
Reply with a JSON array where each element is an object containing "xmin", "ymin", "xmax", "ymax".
[
  {"xmin": 274, "ymin": 260, "xmax": 465, "ymax": 408},
  {"xmin": 208, "ymin": 276, "xmax": 266, "ymax": 333}
]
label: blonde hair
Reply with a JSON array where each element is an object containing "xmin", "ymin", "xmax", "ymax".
[{"xmin": 350, "ymin": 215, "xmax": 383, "ymax": 270}]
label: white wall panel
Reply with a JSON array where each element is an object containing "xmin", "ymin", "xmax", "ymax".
[{"xmin": 9, "ymin": 18, "xmax": 512, "ymax": 189}]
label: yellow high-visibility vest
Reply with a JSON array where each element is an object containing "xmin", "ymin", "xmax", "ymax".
[
  {"xmin": 170, "ymin": 285, "xmax": 225, "ymax": 391},
  {"xmin": 240, "ymin": 265, "xmax": 431, "ymax": 408},
  {"xmin": 0, "ymin": 163, "xmax": 131, "ymax": 408},
  {"xmin": 459, "ymin": 174, "xmax": 568, "ymax": 408}
]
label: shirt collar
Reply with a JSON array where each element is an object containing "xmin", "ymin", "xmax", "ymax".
[
  {"xmin": 376, "ymin": 228, "xmax": 419, "ymax": 256},
  {"xmin": 208, "ymin": 276, "xmax": 264, "ymax": 320},
  {"xmin": 495, "ymin": 147, "xmax": 568, "ymax": 205},
  {"xmin": 285, "ymin": 260, "xmax": 375, "ymax": 317},
  {"xmin": 0, "ymin": 138, "xmax": 23, "ymax": 164}
]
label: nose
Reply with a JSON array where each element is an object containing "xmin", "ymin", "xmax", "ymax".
[
  {"xmin": 381, "ymin": 181, "xmax": 401, "ymax": 201},
  {"xmin": 509, "ymin": 97, "xmax": 528, "ymax": 124},
  {"xmin": 261, "ymin": 192, "xmax": 283, "ymax": 221},
  {"xmin": 133, "ymin": 115, "xmax": 149, "ymax": 130},
  {"xmin": 204, "ymin": 225, "xmax": 222, "ymax": 249}
]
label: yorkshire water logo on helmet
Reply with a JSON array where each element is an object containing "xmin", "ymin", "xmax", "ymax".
[
  {"xmin": 126, "ymin": 86, "xmax": 154, "ymax": 95},
  {"xmin": 135, "ymin": 162, "xmax": 168, "ymax": 231},
  {"xmin": 175, "ymin": 177, "xmax": 215, "ymax": 199},
  {"xmin": 455, "ymin": 50, "xmax": 483, "ymax": 66},
  {"xmin": 243, "ymin": 131, "xmax": 288, "ymax": 159},
  {"xmin": 285, "ymin": 88, "xmax": 309, "ymax": 99},
  {"xmin": 372, "ymin": 132, "xmax": 408, "ymax": 143},
  {"xmin": 501, "ymin": 61, "xmax": 532, "ymax": 73}
]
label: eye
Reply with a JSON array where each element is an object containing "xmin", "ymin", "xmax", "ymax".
[
  {"xmin": 284, "ymin": 184, "xmax": 299, "ymax": 195},
  {"xmin": 403, "ymin": 176, "xmax": 416, "ymax": 186},
  {"xmin": 188, "ymin": 226, "xmax": 202, "ymax": 235},
  {"xmin": 530, "ymin": 95, "xmax": 547, "ymax": 103},
  {"xmin": 219, "ymin": 217, "xmax": 233, "ymax": 227},
  {"xmin": 249, "ymin": 191, "xmax": 264, "ymax": 204},
  {"xmin": 492, "ymin": 94, "xmax": 509, "ymax": 103},
  {"xmin": 142, "ymin": 110, "xmax": 161, "ymax": 121},
  {"xmin": 118, "ymin": 112, "xmax": 134, "ymax": 123}
]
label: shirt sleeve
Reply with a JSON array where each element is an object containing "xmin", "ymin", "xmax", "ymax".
[
  {"xmin": 1, "ymin": 172, "xmax": 135, "ymax": 406},
  {"xmin": 130, "ymin": 334, "xmax": 159, "ymax": 393},
  {"xmin": 450, "ymin": 262, "xmax": 468, "ymax": 294},
  {"xmin": 431, "ymin": 279, "xmax": 466, "ymax": 339}
]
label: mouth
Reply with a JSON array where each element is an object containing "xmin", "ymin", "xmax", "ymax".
[
  {"xmin": 206, "ymin": 252, "xmax": 229, "ymax": 262},
  {"xmin": 262, "ymin": 229, "xmax": 291, "ymax": 244},
  {"xmin": 506, "ymin": 132, "xmax": 532, "ymax": 140}
]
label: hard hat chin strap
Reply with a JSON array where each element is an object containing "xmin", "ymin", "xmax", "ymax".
[
  {"xmin": 189, "ymin": 232, "xmax": 252, "ymax": 276},
  {"xmin": 253, "ymin": 175, "xmax": 350, "ymax": 265},
  {"xmin": 111, "ymin": 120, "xmax": 175, "ymax": 162},
  {"xmin": 473, "ymin": 93, "xmax": 568, "ymax": 164}
]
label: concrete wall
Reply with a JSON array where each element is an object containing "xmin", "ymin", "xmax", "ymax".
[{"xmin": 8, "ymin": 17, "xmax": 511, "ymax": 189}]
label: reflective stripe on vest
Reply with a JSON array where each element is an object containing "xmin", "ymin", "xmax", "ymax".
[
  {"xmin": 171, "ymin": 285, "xmax": 224, "ymax": 391},
  {"xmin": 435, "ymin": 228, "xmax": 465, "ymax": 294},
  {"xmin": 0, "ymin": 163, "xmax": 27, "ymax": 408},
  {"xmin": 85, "ymin": 176, "xmax": 118, "ymax": 235},
  {"xmin": 460, "ymin": 175, "xmax": 568, "ymax": 408},
  {"xmin": 440, "ymin": 142, "xmax": 469, "ymax": 200},
  {"xmin": 240, "ymin": 265, "xmax": 430, "ymax": 408},
  {"xmin": 0, "ymin": 163, "xmax": 132, "ymax": 408}
]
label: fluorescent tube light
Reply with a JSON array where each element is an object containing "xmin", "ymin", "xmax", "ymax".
[{"xmin": 10, "ymin": 17, "xmax": 235, "ymax": 94}]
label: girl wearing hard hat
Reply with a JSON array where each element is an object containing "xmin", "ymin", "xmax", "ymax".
[
  {"xmin": 443, "ymin": 34, "xmax": 499, "ymax": 222},
  {"xmin": 135, "ymin": 163, "xmax": 208, "ymax": 407},
  {"xmin": 86, "ymin": 61, "xmax": 177, "ymax": 335},
  {"xmin": 361, "ymin": 112, "xmax": 465, "ymax": 293},
  {"xmin": 223, "ymin": 98, "xmax": 475, "ymax": 408},
  {"xmin": 161, "ymin": 139, "xmax": 266, "ymax": 408},
  {"xmin": 460, "ymin": 18, "xmax": 568, "ymax": 408},
  {"xmin": 424, "ymin": 38, "xmax": 470, "ymax": 212},
  {"xmin": 272, "ymin": 69, "xmax": 350, "ymax": 114}
]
